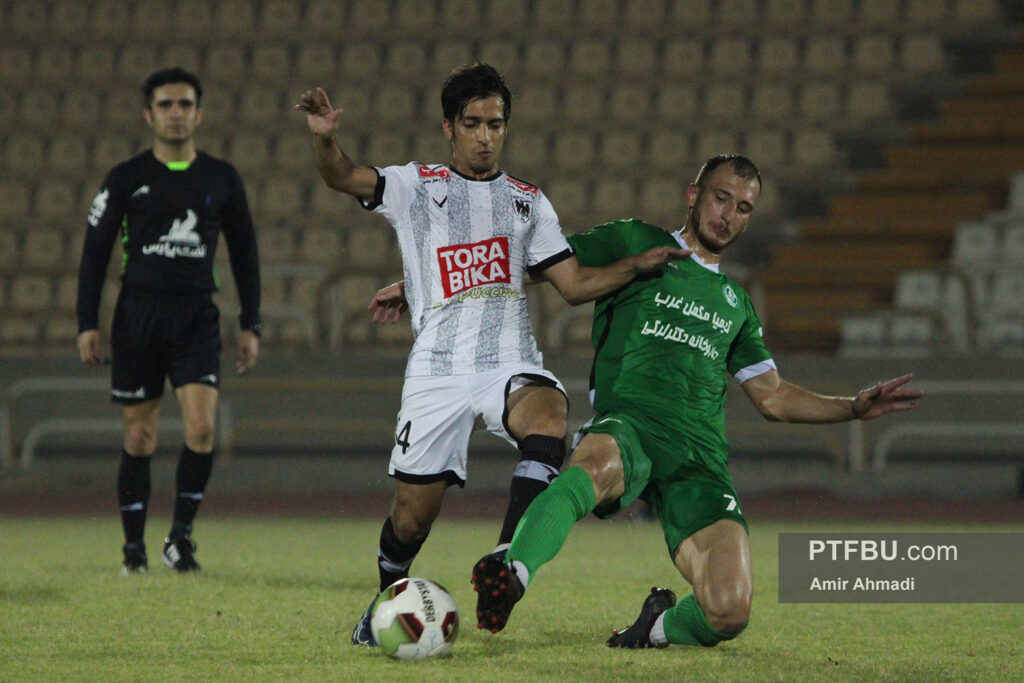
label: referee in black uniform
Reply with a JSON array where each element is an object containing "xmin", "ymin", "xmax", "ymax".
[{"xmin": 76, "ymin": 67, "xmax": 261, "ymax": 574}]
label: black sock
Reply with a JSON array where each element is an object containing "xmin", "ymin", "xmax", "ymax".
[
  {"xmin": 117, "ymin": 451, "xmax": 151, "ymax": 546},
  {"xmin": 170, "ymin": 445, "xmax": 214, "ymax": 539},
  {"xmin": 377, "ymin": 516, "xmax": 426, "ymax": 592},
  {"xmin": 497, "ymin": 434, "xmax": 565, "ymax": 546}
]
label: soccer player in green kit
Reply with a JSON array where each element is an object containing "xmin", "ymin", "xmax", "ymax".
[{"xmin": 469, "ymin": 154, "xmax": 923, "ymax": 648}]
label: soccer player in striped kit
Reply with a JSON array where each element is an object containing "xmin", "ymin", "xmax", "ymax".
[{"xmin": 297, "ymin": 63, "xmax": 687, "ymax": 646}]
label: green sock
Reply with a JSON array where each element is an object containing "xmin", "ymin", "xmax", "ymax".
[
  {"xmin": 506, "ymin": 466, "xmax": 596, "ymax": 581},
  {"xmin": 662, "ymin": 593, "xmax": 739, "ymax": 647}
]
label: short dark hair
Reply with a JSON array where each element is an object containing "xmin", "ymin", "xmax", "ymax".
[
  {"xmin": 141, "ymin": 67, "xmax": 203, "ymax": 107},
  {"xmin": 440, "ymin": 62, "xmax": 512, "ymax": 123},
  {"xmin": 694, "ymin": 154, "xmax": 761, "ymax": 190}
]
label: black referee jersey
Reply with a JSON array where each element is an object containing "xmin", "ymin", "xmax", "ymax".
[{"xmin": 77, "ymin": 150, "xmax": 261, "ymax": 334}]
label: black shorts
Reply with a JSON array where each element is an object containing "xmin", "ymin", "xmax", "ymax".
[{"xmin": 110, "ymin": 286, "xmax": 221, "ymax": 404}]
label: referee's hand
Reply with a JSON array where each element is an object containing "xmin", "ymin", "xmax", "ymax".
[
  {"xmin": 77, "ymin": 330, "xmax": 103, "ymax": 366},
  {"xmin": 236, "ymin": 331, "xmax": 260, "ymax": 375}
]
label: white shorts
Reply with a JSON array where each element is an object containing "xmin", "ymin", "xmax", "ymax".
[{"xmin": 389, "ymin": 365, "xmax": 565, "ymax": 486}]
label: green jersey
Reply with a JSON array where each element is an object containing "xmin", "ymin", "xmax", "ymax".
[{"xmin": 568, "ymin": 219, "xmax": 774, "ymax": 464}]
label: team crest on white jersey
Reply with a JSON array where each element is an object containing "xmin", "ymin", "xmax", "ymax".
[{"xmin": 142, "ymin": 209, "xmax": 207, "ymax": 259}]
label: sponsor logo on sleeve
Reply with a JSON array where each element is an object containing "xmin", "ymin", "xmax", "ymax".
[{"xmin": 87, "ymin": 188, "xmax": 110, "ymax": 227}]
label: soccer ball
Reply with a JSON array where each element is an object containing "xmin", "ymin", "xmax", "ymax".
[{"xmin": 370, "ymin": 577, "xmax": 459, "ymax": 660}]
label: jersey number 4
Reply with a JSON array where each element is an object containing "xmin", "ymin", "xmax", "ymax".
[{"xmin": 395, "ymin": 421, "xmax": 412, "ymax": 454}]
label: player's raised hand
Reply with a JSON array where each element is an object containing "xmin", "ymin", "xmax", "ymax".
[
  {"xmin": 369, "ymin": 281, "xmax": 409, "ymax": 324},
  {"xmin": 852, "ymin": 374, "xmax": 922, "ymax": 420},
  {"xmin": 631, "ymin": 246, "xmax": 692, "ymax": 273},
  {"xmin": 296, "ymin": 87, "xmax": 343, "ymax": 137}
]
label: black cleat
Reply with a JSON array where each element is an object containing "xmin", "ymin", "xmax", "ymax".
[
  {"xmin": 120, "ymin": 542, "xmax": 148, "ymax": 576},
  {"xmin": 471, "ymin": 552, "xmax": 523, "ymax": 633},
  {"xmin": 162, "ymin": 536, "xmax": 200, "ymax": 572},
  {"xmin": 606, "ymin": 587, "xmax": 677, "ymax": 649}
]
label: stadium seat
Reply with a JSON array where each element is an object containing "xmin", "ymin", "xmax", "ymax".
[
  {"xmin": 299, "ymin": 227, "xmax": 344, "ymax": 265},
  {"xmin": 295, "ymin": 44, "xmax": 338, "ymax": 82},
  {"xmin": 213, "ymin": 0, "xmax": 256, "ymax": 37},
  {"xmin": 743, "ymin": 131, "xmax": 788, "ymax": 172},
  {"xmin": 906, "ymin": 0, "xmax": 948, "ymax": 28},
  {"xmin": 551, "ymin": 132, "xmax": 597, "ymax": 171},
  {"xmin": 258, "ymin": 227, "xmax": 297, "ymax": 263},
  {"xmin": 92, "ymin": 135, "xmax": 139, "ymax": 171},
  {"xmin": 34, "ymin": 47, "xmax": 74, "ymax": 83},
  {"xmin": 54, "ymin": 273, "xmax": 78, "ymax": 312},
  {"xmin": 43, "ymin": 318, "xmax": 79, "ymax": 347},
  {"xmin": 622, "ymin": 0, "xmax": 667, "ymax": 28},
  {"xmin": 3, "ymin": 136, "xmax": 45, "ymax": 179},
  {"xmin": 638, "ymin": 178, "xmax": 684, "ymax": 225},
  {"xmin": 131, "ymin": 0, "xmax": 174, "ymax": 41},
  {"xmin": 101, "ymin": 87, "xmax": 146, "ymax": 134},
  {"xmin": 115, "ymin": 46, "xmax": 159, "ymax": 80},
  {"xmin": 441, "ymin": 0, "xmax": 483, "ymax": 27},
  {"xmin": 0, "ymin": 48, "xmax": 32, "ymax": 83},
  {"xmin": 504, "ymin": 131, "xmax": 549, "ymax": 171},
  {"xmin": 851, "ymin": 35, "xmax": 895, "ymax": 74},
  {"xmin": 0, "ymin": 181, "xmax": 32, "ymax": 220},
  {"xmin": 172, "ymin": 0, "xmax": 214, "ymax": 37},
  {"xmin": 88, "ymin": 0, "xmax": 132, "ymax": 39},
  {"xmin": 591, "ymin": 178, "xmax": 637, "ymax": 219},
  {"xmin": 608, "ymin": 85, "xmax": 652, "ymax": 125},
  {"xmin": 950, "ymin": 0, "xmax": 1000, "ymax": 25},
  {"xmin": 261, "ymin": 272, "xmax": 288, "ymax": 307},
  {"xmin": 0, "ymin": 317, "xmax": 42, "ymax": 347},
  {"xmin": 339, "ymin": 42, "xmax": 384, "ymax": 83},
  {"xmin": 579, "ymin": 0, "xmax": 621, "ymax": 28},
  {"xmin": 523, "ymin": 40, "xmax": 566, "ymax": 79},
  {"xmin": 804, "ymin": 36, "xmax": 847, "ymax": 76},
  {"xmin": 348, "ymin": 0, "xmax": 391, "ymax": 31},
  {"xmin": 598, "ymin": 131, "xmax": 644, "ymax": 170},
  {"xmin": 719, "ymin": 0, "xmax": 761, "ymax": 26},
  {"xmin": 0, "ymin": 230, "xmax": 20, "ymax": 268},
  {"xmin": 50, "ymin": 0, "xmax": 91, "ymax": 39},
  {"xmin": 562, "ymin": 84, "xmax": 607, "ymax": 122},
  {"xmin": 845, "ymin": 81, "xmax": 891, "ymax": 121},
  {"xmin": 615, "ymin": 40, "xmax": 658, "ymax": 77},
  {"xmin": 260, "ymin": 179, "xmax": 305, "ymax": 220},
  {"xmin": 345, "ymin": 226, "xmax": 396, "ymax": 268},
  {"xmin": 647, "ymin": 131, "xmax": 692, "ymax": 170},
  {"xmin": 477, "ymin": 41, "xmax": 522, "ymax": 77},
  {"xmin": 857, "ymin": 0, "xmax": 900, "ymax": 28},
  {"xmin": 257, "ymin": 0, "xmax": 303, "ymax": 38},
  {"xmin": 976, "ymin": 317, "xmax": 1024, "ymax": 353},
  {"xmin": 60, "ymin": 89, "xmax": 104, "ymax": 131},
  {"xmin": 8, "ymin": 274, "xmax": 53, "ymax": 311},
  {"xmin": 18, "ymin": 91, "xmax": 60, "ymax": 131},
  {"xmin": 250, "ymin": 45, "xmax": 292, "ymax": 84},
  {"xmin": 226, "ymin": 134, "xmax": 272, "ymax": 177},
  {"xmin": 394, "ymin": 0, "xmax": 437, "ymax": 33},
  {"xmin": 898, "ymin": 35, "xmax": 945, "ymax": 73},
  {"xmin": 544, "ymin": 179, "xmax": 589, "ymax": 226},
  {"xmin": 989, "ymin": 272, "xmax": 1024, "ymax": 318},
  {"xmin": 272, "ymin": 134, "xmax": 315, "ymax": 174},
  {"xmin": 810, "ymin": 0, "xmax": 854, "ymax": 30},
  {"xmin": 373, "ymin": 85, "xmax": 420, "ymax": 123},
  {"xmin": 693, "ymin": 131, "xmax": 740, "ymax": 166},
  {"xmin": 662, "ymin": 38, "xmax": 705, "ymax": 76},
  {"xmin": 364, "ymin": 133, "xmax": 411, "ymax": 167},
  {"xmin": 205, "ymin": 45, "xmax": 247, "ymax": 84},
  {"xmin": 430, "ymin": 42, "xmax": 475, "ymax": 81},
  {"xmin": 758, "ymin": 37, "xmax": 800, "ymax": 76},
  {"xmin": 302, "ymin": 0, "xmax": 348, "ymax": 37},
  {"xmin": 384, "ymin": 43, "xmax": 429, "ymax": 82},
  {"xmin": 33, "ymin": 180, "xmax": 79, "ymax": 222},
  {"xmin": 653, "ymin": 84, "xmax": 699, "ymax": 124},
  {"xmin": 797, "ymin": 82, "xmax": 841, "ymax": 122},
  {"xmin": 763, "ymin": 0, "xmax": 808, "ymax": 27},
  {"xmin": 532, "ymin": 0, "xmax": 574, "ymax": 30},
  {"xmin": 514, "ymin": 85, "xmax": 560, "ymax": 126},
  {"xmin": 74, "ymin": 47, "xmax": 117, "ymax": 83},
  {"xmin": 238, "ymin": 87, "xmax": 286, "ymax": 128},
  {"xmin": 790, "ymin": 129, "xmax": 836, "ymax": 168},
  {"xmin": 751, "ymin": 83, "xmax": 794, "ymax": 123},
  {"xmin": 46, "ymin": 137, "xmax": 89, "ymax": 177},
  {"xmin": 708, "ymin": 38, "xmax": 753, "ymax": 76},
  {"xmin": 568, "ymin": 39, "xmax": 613, "ymax": 78},
  {"xmin": 703, "ymin": 84, "xmax": 746, "ymax": 122},
  {"xmin": 667, "ymin": 0, "xmax": 713, "ymax": 24}
]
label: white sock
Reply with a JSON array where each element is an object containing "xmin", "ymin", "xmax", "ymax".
[
  {"xmin": 649, "ymin": 612, "xmax": 668, "ymax": 646},
  {"xmin": 510, "ymin": 560, "xmax": 530, "ymax": 589}
]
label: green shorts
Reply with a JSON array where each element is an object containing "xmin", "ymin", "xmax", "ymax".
[{"xmin": 578, "ymin": 410, "xmax": 748, "ymax": 557}]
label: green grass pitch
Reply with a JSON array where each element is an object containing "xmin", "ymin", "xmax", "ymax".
[{"xmin": 1, "ymin": 516, "xmax": 1020, "ymax": 681}]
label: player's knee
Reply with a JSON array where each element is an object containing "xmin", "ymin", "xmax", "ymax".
[
  {"xmin": 184, "ymin": 416, "xmax": 216, "ymax": 450},
  {"xmin": 124, "ymin": 424, "xmax": 157, "ymax": 454},
  {"xmin": 702, "ymin": 592, "xmax": 751, "ymax": 635},
  {"xmin": 390, "ymin": 513, "xmax": 432, "ymax": 545}
]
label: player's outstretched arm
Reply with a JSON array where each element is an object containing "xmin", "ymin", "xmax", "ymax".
[
  {"xmin": 295, "ymin": 87, "xmax": 379, "ymax": 201},
  {"xmin": 741, "ymin": 371, "xmax": 922, "ymax": 424},
  {"xmin": 540, "ymin": 247, "xmax": 691, "ymax": 305},
  {"xmin": 368, "ymin": 281, "xmax": 408, "ymax": 324}
]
